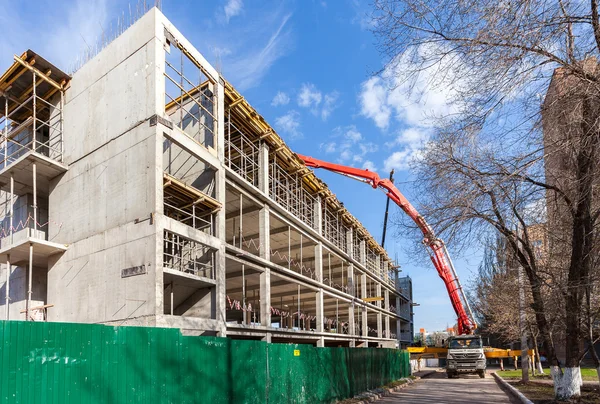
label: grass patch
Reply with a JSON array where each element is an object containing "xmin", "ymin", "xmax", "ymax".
[
  {"xmin": 498, "ymin": 368, "xmax": 598, "ymax": 381},
  {"xmin": 509, "ymin": 381, "xmax": 600, "ymax": 404}
]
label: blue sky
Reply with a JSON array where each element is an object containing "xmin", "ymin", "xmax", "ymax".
[{"xmin": 0, "ymin": 0, "xmax": 484, "ymax": 333}]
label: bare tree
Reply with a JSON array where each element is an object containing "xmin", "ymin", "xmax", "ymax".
[{"xmin": 372, "ymin": 0, "xmax": 600, "ymax": 399}]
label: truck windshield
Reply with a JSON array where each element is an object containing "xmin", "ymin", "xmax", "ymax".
[{"xmin": 449, "ymin": 338, "xmax": 481, "ymax": 349}]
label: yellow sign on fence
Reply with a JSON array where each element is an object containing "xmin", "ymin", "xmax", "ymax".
[{"xmin": 294, "ymin": 349, "xmax": 300, "ymax": 356}]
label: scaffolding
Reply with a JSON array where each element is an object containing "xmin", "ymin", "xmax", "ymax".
[
  {"xmin": 269, "ymin": 159, "xmax": 316, "ymax": 229},
  {"xmin": 164, "ymin": 32, "xmax": 217, "ymax": 149},
  {"xmin": 0, "ymin": 51, "xmax": 68, "ymax": 168},
  {"xmin": 224, "ymin": 117, "xmax": 259, "ymax": 187},
  {"xmin": 163, "ymin": 230, "xmax": 216, "ymax": 279}
]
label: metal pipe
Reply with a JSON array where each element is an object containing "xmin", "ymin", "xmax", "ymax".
[
  {"xmin": 5, "ymin": 254, "xmax": 10, "ymax": 319},
  {"xmin": 242, "ymin": 264, "xmax": 246, "ymax": 324},
  {"xmin": 170, "ymin": 284, "xmax": 174, "ymax": 316},
  {"xmin": 27, "ymin": 243, "xmax": 33, "ymax": 320},
  {"xmin": 32, "ymin": 73, "xmax": 36, "ymax": 152},
  {"xmin": 33, "ymin": 162, "xmax": 37, "ymax": 233},
  {"xmin": 239, "ymin": 193, "xmax": 243, "ymax": 249},
  {"xmin": 60, "ymin": 90, "xmax": 64, "ymax": 161},
  {"xmin": 4, "ymin": 98, "xmax": 7, "ymax": 168},
  {"xmin": 9, "ymin": 174, "xmax": 13, "ymax": 244}
]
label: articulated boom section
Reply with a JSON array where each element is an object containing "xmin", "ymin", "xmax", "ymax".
[{"xmin": 298, "ymin": 154, "xmax": 476, "ymax": 335}]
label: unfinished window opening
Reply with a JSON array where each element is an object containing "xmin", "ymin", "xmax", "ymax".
[
  {"xmin": 163, "ymin": 137, "xmax": 219, "ymax": 233},
  {"xmin": 224, "ymin": 112, "xmax": 260, "ymax": 186},
  {"xmin": 322, "ymin": 293, "xmax": 350, "ymax": 335},
  {"xmin": 367, "ymin": 309, "xmax": 378, "ymax": 338},
  {"xmin": 267, "ymin": 215, "xmax": 318, "ymax": 281},
  {"xmin": 0, "ymin": 51, "xmax": 68, "ymax": 169},
  {"xmin": 322, "ymin": 248, "xmax": 351, "ymax": 295},
  {"xmin": 270, "ymin": 274, "xmax": 317, "ymax": 331},
  {"xmin": 163, "ymin": 230, "xmax": 216, "ymax": 279},
  {"xmin": 269, "ymin": 158, "xmax": 316, "ymax": 229},
  {"xmin": 164, "ymin": 35, "xmax": 216, "ymax": 149},
  {"xmin": 225, "ymin": 257, "xmax": 262, "ymax": 326}
]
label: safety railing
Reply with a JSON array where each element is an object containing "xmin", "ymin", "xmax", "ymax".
[
  {"xmin": 269, "ymin": 162, "xmax": 316, "ymax": 229},
  {"xmin": 163, "ymin": 230, "xmax": 216, "ymax": 279},
  {"xmin": 164, "ymin": 201, "xmax": 213, "ymax": 234},
  {"xmin": 224, "ymin": 123, "xmax": 260, "ymax": 186}
]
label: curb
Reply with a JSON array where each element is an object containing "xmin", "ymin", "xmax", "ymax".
[
  {"xmin": 492, "ymin": 372, "xmax": 534, "ymax": 404},
  {"xmin": 351, "ymin": 371, "xmax": 436, "ymax": 404}
]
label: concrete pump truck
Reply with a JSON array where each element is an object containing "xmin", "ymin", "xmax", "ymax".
[{"xmin": 297, "ymin": 154, "xmax": 486, "ymax": 378}]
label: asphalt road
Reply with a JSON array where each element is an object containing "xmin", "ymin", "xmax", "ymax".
[{"xmin": 379, "ymin": 370, "xmax": 520, "ymax": 404}]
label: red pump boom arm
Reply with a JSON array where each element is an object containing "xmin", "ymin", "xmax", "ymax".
[{"xmin": 297, "ymin": 154, "xmax": 476, "ymax": 335}]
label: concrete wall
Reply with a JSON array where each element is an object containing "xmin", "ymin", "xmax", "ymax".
[{"xmin": 46, "ymin": 10, "xmax": 164, "ymax": 324}]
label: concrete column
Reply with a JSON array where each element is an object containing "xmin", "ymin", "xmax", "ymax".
[
  {"xmin": 384, "ymin": 289, "xmax": 390, "ymax": 339},
  {"xmin": 346, "ymin": 228, "xmax": 353, "ymax": 258},
  {"xmin": 315, "ymin": 290, "xmax": 324, "ymax": 333},
  {"xmin": 313, "ymin": 196, "xmax": 322, "ymax": 235},
  {"xmin": 4, "ymin": 254, "xmax": 10, "ymax": 320},
  {"xmin": 396, "ymin": 295, "xmax": 402, "ymax": 345},
  {"xmin": 259, "ymin": 205, "xmax": 271, "ymax": 327},
  {"xmin": 361, "ymin": 273, "xmax": 367, "ymax": 337},
  {"xmin": 315, "ymin": 242, "xmax": 324, "ymax": 333},
  {"xmin": 214, "ymin": 79, "xmax": 227, "ymax": 337},
  {"xmin": 359, "ymin": 240, "xmax": 366, "ymax": 267},
  {"xmin": 348, "ymin": 301, "xmax": 355, "ymax": 337},
  {"xmin": 258, "ymin": 142, "xmax": 269, "ymax": 194},
  {"xmin": 317, "ymin": 336, "xmax": 325, "ymax": 347},
  {"xmin": 376, "ymin": 283, "xmax": 382, "ymax": 338},
  {"xmin": 347, "ymin": 263, "xmax": 354, "ymax": 297}
]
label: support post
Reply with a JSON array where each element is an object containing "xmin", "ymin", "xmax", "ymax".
[
  {"xmin": 361, "ymin": 273, "xmax": 367, "ymax": 338},
  {"xmin": 376, "ymin": 282, "xmax": 382, "ymax": 338},
  {"xmin": 258, "ymin": 142, "xmax": 269, "ymax": 194},
  {"xmin": 5, "ymin": 254, "xmax": 10, "ymax": 320},
  {"xmin": 214, "ymin": 78, "xmax": 227, "ymax": 337},
  {"xmin": 33, "ymin": 162, "xmax": 37, "ymax": 234},
  {"xmin": 27, "ymin": 243, "xmax": 33, "ymax": 320},
  {"xmin": 259, "ymin": 206, "xmax": 271, "ymax": 327},
  {"xmin": 9, "ymin": 173, "xmax": 13, "ymax": 244},
  {"xmin": 313, "ymin": 196, "xmax": 322, "ymax": 235},
  {"xmin": 346, "ymin": 228, "xmax": 353, "ymax": 259},
  {"xmin": 32, "ymin": 73, "xmax": 36, "ymax": 152},
  {"xmin": 315, "ymin": 243, "xmax": 324, "ymax": 333},
  {"xmin": 384, "ymin": 289, "xmax": 390, "ymax": 339}
]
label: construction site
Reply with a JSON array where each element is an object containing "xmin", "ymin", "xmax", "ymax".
[{"xmin": 0, "ymin": 7, "xmax": 413, "ymax": 349}]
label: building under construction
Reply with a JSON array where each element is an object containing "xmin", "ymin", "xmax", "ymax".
[{"xmin": 0, "ymin": 8, "xmax": 413, "ymax": 348}]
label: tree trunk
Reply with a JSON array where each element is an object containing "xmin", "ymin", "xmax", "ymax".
[{"xmin": 551, "ymin": 367, "xmax": 582, "ymax": 400}]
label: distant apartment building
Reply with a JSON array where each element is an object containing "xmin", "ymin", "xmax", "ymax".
[{"xmin": 0, "ymin": 8, "xmax": 413, "ymax": 348}]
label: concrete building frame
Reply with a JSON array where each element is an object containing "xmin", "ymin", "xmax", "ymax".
[{"xmin": 0, "ymin": 8, "xmax": 413, "ymax": 348}]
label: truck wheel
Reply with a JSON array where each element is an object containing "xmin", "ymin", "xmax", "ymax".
[{"xmin": 478, "ymin": 371, "xmax": 485, "ymax": 378}]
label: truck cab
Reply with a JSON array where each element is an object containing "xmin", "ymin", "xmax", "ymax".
[{"xmin": 446, "ymin": 335, "xmax": 486, "ymax": 378}]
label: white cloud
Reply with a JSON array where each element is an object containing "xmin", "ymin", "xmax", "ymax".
[
  {"xmin": 275, "ymin": 110, "xmax": 302, "ymax": 139},
  {"xmin": 272, "ymin": 91, "xmax": 290, "ymax": 106},
  {"xmin": 223, "ymin": 0, "xmax": 244, "ymax": 22},
  {"xmin": 320, "ymin": 142, "xmax": 336, "ymax": 153},
  {"xmin": 363, "ymin": 160, "xmax": 377, "ymax": 171},
  {"xmin": 298, "ymin": 83, "xmax": 322, "ymax": 107},
  {"xmin": 324, "ymin": 125, "xmax": 378, "ymax": 164},
  {"xmin": 360, "ymin": 44, "xmax": 462, "ymax": 171},
  {"xmin": 297, "ymin": 83, "xmax": 339, "ymax": 120},
  {"xmin": 321, "ymin": 91, "xmax": 339, "ymax": 120},
  {"xmin": 359, "ymin": 77, "xmax": 392, "ymax": 130}
]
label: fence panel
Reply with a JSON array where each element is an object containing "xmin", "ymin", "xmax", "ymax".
[{"xmin": 0, "ymin": 321, "xmax": 409, "ymax": 403}]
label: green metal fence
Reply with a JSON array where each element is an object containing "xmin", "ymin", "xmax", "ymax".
[{"xmin": 0, "ymin": 321, "xmax": 410, "ymax": 403}]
